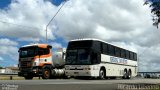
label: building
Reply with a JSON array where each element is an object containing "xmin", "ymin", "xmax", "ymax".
[{"xmin": 0, "ymin": 67, "xmax": 19, "ymax": 74}]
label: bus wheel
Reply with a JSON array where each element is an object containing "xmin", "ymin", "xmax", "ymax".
[
  {"xmin": 127, "ymin": 70, "xmax": 131, "ymax": 79},
  {"xmin": 122, "ymin": 69, "xmax": 127, "ymax": 79},
  {"xmin": 99, "ymin": 69, "xmax": 105, "ymax": 79},
  {"xmin": 42, "ymin": 68, "xmax": 51, "ymax": 79}
]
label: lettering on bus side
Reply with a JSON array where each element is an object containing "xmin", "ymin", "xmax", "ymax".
[{"xmin": 110, "ymin": 57, "xmax": 127, "ymax": 64}]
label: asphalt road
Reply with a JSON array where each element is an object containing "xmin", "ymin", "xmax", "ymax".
[{"xmin": 0, "ymin": 78, "xmax": 160, "ymax": 90}]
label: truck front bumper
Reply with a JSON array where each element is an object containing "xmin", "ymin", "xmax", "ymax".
[{"xmin": 18, "ymin": 67, "xmax": 42, "ymax": 77}]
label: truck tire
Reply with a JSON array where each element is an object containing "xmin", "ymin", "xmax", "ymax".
[
  {"xmin": 99, "ymin": 69, "xmax": 105, "ymax": 80},
  {"xmin": 42, "ymin": 68, "xmax": 51, "ymax": 79},
  {"xmin": 24, "ymin": 76, "xmax": 33, "ymax": 80}
]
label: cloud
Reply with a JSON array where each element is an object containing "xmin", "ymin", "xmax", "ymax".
[
  {"xmin": 0, "ymin": 38, "xmax": 19, "ymax": 66},
  {"xmin": 56, "ymin": 0, "xmax": 154, "ymax": 41},
  {"xmin": 0, "ymin": 0, "xmax": 61, "ymax": 42},
  {"xmin": 0, "ymin": 57, "xmax": 4, "ymax": 61},
  {"xmin": 50, "ymin": 42, "xmax": 63, "ymax": 49},
  {"xmin": 0, "ymin": 38, "xmax": 18, "ymax": 46},
  {"xmin": 0, "ymin": 0, "xmax": 160, "ymax": 71}
]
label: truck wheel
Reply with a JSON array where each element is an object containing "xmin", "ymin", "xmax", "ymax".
[
  {"xmin": 24, "ymin": 76, "xmax": 33, "ymax": 80},
  {"xmin": 99, "ymin": 69, "xmax": 105, "ymax": 79},
  {"xmin": 42, "ymin": 68, "xmax": 51, "ymax": 79}
]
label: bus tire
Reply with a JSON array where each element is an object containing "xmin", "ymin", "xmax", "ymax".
[
  {"xmin": 42, "ymin": 68, "xmax": 51, "ymax": 79},
  {"xmin": 99, "ymin": 69, "xmax": 105, "ymax": 80},
  {"xmin": 122, "ymin": 69, "xmax": 127, "ymax": 79},
  {"xmin": 127, "ymin": 70, "xmax": 132, "ymax": 79}
]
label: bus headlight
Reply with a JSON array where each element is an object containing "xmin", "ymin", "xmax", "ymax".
[
  {"xmin": 84, "ymin": 67, "xmax": 91, "ymax": 70},
  {"xmin": 93, "ymin": 66, "xmax": 98, "ymax": 70},
  {"xmin": 65, "ymin": 66, "xmax": 70, "ymax": 70},
  {"xmin": 65, "ymin": 68, "xmax": 69, "ymax": 70}
]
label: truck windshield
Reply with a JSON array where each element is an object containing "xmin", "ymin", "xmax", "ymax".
[
  {"xmin": 19, "ymin": 48, "xmax": 37, "ymax": 58},
  {"xmin": 66, "ymin": 49, "xmax": 91, "ymax": 65}
]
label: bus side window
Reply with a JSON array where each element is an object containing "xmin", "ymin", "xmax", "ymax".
[
  {"xmin": 91, "ymin": 52, "xmax": 96, "ymax": 64},
  {"xmin": 92, "ymin": 41, "xmax": 101, "ymax": 53},
  {"xmin": 121, "ymin": 49, "xmax": 126, "ymax": 58},
  {"xmin": 133, "ymin": 53, "xmax": 137, "ymax": 61},
  {"xmin": 126, "ymin": 50, "xmax": 130, "ymax": 59},
  {"xmin": 102, "ymin": 43, "xmax": 109, "ymax": 54},
  {"xmin": 108, "ymin": 45, "xmax": 115, "ymax": 56},
  {"xmin": 130, "ymin": 52, "xmax": 134, "ymax": 60},
  {"xmin": 115, "ymin": 47, "xmax": 121, "ymax": 57}
]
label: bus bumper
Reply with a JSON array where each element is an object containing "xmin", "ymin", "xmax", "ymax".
[{"xmin": 65, "ymin": 70, "xmax": 99, "ymax": 77}]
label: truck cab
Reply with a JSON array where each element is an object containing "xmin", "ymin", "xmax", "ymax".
[{"xmin": 18, "ymin": 44, "xmax": 53, "ymax": 79}]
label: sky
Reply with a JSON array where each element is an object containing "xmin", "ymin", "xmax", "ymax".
[{"xmin": 0, "ymin": 0, "xmax": 159, "ymax": 72}]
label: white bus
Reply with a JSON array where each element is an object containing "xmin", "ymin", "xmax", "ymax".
[{"xmin": 65, "ymin": 39, "xmax": 138, "ymax": 79}]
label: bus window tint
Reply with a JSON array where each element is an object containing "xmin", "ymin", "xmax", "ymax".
[
  {"xmin": 115, "ymin": 47, "xmax": 121, "ymax": 57},
  {"xmin": 92, "ymin": 41, "xmax": 101, "ymax": 52},
  {"xmin": 130, "ymin": 52, "xmax": 134, "ymax": 60},
  {"xmin": 126, "ymin": 51, "xmax": 130, "ymax": 59},
  {"xmin": 66, "ymin": 50, "xmax": 77, "ymax": 64},
  {"xmin": 121, "ymin": 49, "xmax": 126, "ymax": 58},
  {"xmin": 108, "ymin": 45, "xmax": 115, "ymax": 56},
  {"xmin": 78, "ymin": 49, "xmax": 91, "ymax": 64},
  {"xmin": 68, "ymin": 41, "xmax": 92, "ymax": 48},
  {"xmin": 134, "ymin": 53, "xmax": 137, "ymax": 61},
  {"xmin": 102, "ymin": 43, "xmax": 108, "ymax": 54}
]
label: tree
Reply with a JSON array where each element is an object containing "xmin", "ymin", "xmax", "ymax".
[{"xmin": 144, "ymin": 0, "xmax": 160, "ymax": 28}]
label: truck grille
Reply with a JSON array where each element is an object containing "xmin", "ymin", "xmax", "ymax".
[{"xmin": 20, "ymin": 61, "xmax": 32, "ymax": 68}]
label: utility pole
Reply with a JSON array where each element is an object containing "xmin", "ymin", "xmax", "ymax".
[{"xmin": 45, "ymin": 0, "xmax": 67, "ymax": 43}]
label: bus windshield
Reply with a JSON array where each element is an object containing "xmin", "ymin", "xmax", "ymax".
[
  {"xmin": 67, "ymin": 40, "xmax": 92, "ymax": 49},
  {"xmin": 19, "ymin": 47, "xmax": 37, "ymax": 58},
  {"xmin": 66, "ymin": 49, "xmax": 91, "ymax": 65}
]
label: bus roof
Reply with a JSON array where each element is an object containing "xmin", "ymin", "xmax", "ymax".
[
  {"xmin": 70, "ymin": 38, "xmax": 106, "ymax": 43},
  {"xmin": 21, "ymin": 44, "xmax": 51, "ymax": 49},
  {"xmin": 69, "ymin": 38, "xmax": 137, "ymax": 53}
]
